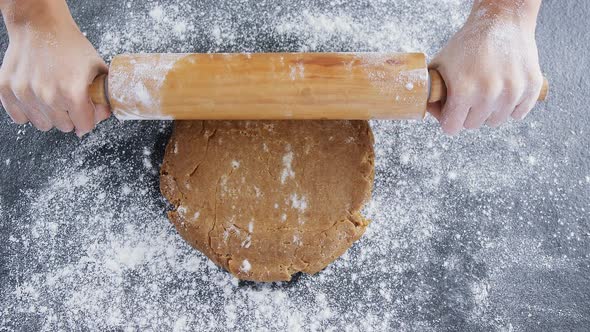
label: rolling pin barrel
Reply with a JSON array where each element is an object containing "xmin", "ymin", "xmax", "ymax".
[
  {"xmin": 89, "ymin": 74, "xmax": 109, "ymax": 106},
  {"xmin": 88, "ymin": 53, "xmax": 549, "ymax": 120}
]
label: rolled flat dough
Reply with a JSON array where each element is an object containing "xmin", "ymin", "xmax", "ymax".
[{"xmin": 160, "ymin": 120, "xmax": 374, "ymax": 282}]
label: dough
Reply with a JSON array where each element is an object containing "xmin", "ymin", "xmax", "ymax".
[{"xmin": 160, "ymin": 120, "xmax": 374, "ymax": 282}]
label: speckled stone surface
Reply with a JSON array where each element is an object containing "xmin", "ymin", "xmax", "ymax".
[{"xmin": 0, "ymin": 1, "xmax": 589, "ymax": 330}]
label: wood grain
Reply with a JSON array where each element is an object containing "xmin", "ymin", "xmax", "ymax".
[{"xmin": 95, "ymin": 53, "xmax": 430, "ymax": 120}]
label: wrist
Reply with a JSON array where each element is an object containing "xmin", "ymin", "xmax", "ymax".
[
  {"xmin": 2, "ymin": 0, "xmax": 75, "ymax": 33},
  {"xmin": 469, "ymin": 0, "xmax": 540, "ymax": 33}
]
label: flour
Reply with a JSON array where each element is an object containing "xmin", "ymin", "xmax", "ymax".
[
  {"xmin": 9, "ymin": 0, "xmax": 564, "ymax": 331},
  {"xmin": 240, "ymin": 259, "xmax": 252, "ymax": 273},
  {"xmin": 280, "ymin": 150, "xmax": 295, "ymax": 184},
  {"xmin": 289, "ymin": 62, "xmax": 305, "ymax": 80},
  {"xmin": 289, "ymin": 193, "xmax": 308, "ymax": 213},
  {"xmin": 108, "ymin": 54, "xmax": 183, "ymax": 120},
  {"xmin": 149, "ymin": 6, "xmax": 165, "ymax": 22}
]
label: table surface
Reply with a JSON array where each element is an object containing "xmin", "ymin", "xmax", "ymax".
[{"xmin": 1, "ymin": 0, "xmax": 589, "ymax": 331}]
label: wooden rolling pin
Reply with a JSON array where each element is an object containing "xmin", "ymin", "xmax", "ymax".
[{"xmin": 89, "ymin": 53, "xmax": 548, "ymax": 120}]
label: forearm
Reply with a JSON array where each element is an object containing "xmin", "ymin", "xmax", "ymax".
[{"xmin": 1, "ymin": 0, "xmax": 75, "ymax": 34}]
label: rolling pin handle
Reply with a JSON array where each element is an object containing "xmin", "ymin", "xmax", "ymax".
[
  {"xmin": 427, "ymin": 69, "xmax": 549, "ymax": 103},
  {"xmin": 89, "ymin": 74, "xmax": 109, "ymax": 106}
]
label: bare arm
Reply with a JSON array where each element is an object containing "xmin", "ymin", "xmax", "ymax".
[
  {"xmin": 428, "ymin": 0, "xmax": 543, "ymax": 134},
  {"xmin": 0, "ymin": 0, "xmax": 110, "ymax": 136}
]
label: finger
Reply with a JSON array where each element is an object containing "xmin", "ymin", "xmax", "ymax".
[
  {"xmin": 31, "ymin": 84, "xmax": 75, "ymax": 132},
  {"xmin": 42, "ymin": 108, "xmax": 75, "ymax": 133},
  {"xmin": 0, "ymin": 90, "xmax": 29, "ymax": 124},
  {"xmin": 64, "ymin": 85, "xmax": 95, "ymax": 137},
  {"xmin": 463, "ymin": 82, "xmax": 502, "ymax": 129},
  {"xmin": 464, "ymin": 104, "xmax": 495, "ymax": 130},
  {"xmin": 93, "ymin": 104, "xmax": 111, "ymax": 125},
  {"xmin": 511, "ymin": 96, "xmax": 537, "ymax": 121},
  {"xmin": 511, "ymin": 77, "xmax": 544, "ymax": 121},
  {"xmin": 12, "ymin": 83, "xmax": 53, "ymax": 131},
  {"xmin": 426, "ymin": 102, "xmax": 442, "ymax": 122},
  {"xmin": 487, "ymin": 100, "xmax": 519, "ymax": 127},
  {"xmin": 19, "ymin": 103, "xmax": 52, "ymax": 131},
  {"xmin": 486, "ymin": 86, "xmax": 523, "ymax": 128},
  {"xmin": 440, "ymin": 94, "xmax": 471, "ymax": 135}
]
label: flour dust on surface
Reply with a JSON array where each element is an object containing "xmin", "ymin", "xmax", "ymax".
[{"xmin": 1, "ymin": 0, "xmax": 588, "ymax": 331}]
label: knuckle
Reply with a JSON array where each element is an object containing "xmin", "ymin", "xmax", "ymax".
[
  {"xmin": 481, "ymin": 80, "xmax": 502, "ymax": 100},
  {"xmin": 445, "ymin": 79, "xmax": 473, "ymax": 100},
  {"xmin": 31, "ymin": 81, "xmax": 48, "ymax": 101},
  {"xmin": 526, "ymin": 72, "xmax": 544, "ymax": 91},
  {"xmin": 0, "ymin": 76, "xmax": 10, "ymax": 92},
  {"xmin": 40, "ymin": 88, "xmax": 60, "ymax": 107},
  {"xmin": 66, "ymin": 85, "xmax": 88, "ymax": 101},
  {"xmin": 527, "ymin": 69, "xmax": 543, "ymax": 82},
  {"xmin": 11, "ymin": 80, "xmax": 31, "ymax": 99},
  {"xmin": 502, "ymin": 79, "xmax": 524, "ymax": 102},
  {"xmin": 454, "ymin": 81, "xmax": 477, "ymax": 98},
  {"xmin": 533, "ymin": 76, "xmax": 544, "ymax": 88}
]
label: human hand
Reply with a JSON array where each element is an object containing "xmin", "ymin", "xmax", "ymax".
[
  {"xmin": 0, "ymin": 0, "xmax": 110, "ymax": 136},
  {"xmin": 427, "ymin": 1, "xmax": 544, "ymax": 135}
]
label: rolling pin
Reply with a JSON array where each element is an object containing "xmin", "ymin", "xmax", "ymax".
[{"xmin": 89, "ymin": 53, "xmax": 548, "ymax": 120}]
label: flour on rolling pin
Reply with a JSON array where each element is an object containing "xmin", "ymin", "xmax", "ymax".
[
  {"xmin": 356, "ymin": 53, "xmax": 429, "ymax": 115},
  {"xmin": 109, "ymin": 54, "xmax": 186, "ymax": 120},
  {"xmin": 103, "ymin": 52, "xmax": 431, "ymax": 120}
]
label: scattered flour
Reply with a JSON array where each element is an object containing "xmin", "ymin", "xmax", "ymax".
[
  {"xmin": 280, "ymin": 150, "xmax": 295, "ymax": 184},
  {"xmin": 240, "ymin": 259, "xmax": 252, "ymax": 273},
  {"xmin": 5, "ymin": 1, "xmax": 579, "ymax": 332},
  {"xmin": 290, "ymin": 193, "xmax": 308, "ymax": 213}
]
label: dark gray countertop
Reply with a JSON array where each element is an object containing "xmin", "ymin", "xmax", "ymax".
[{"xmin": 1, "ymin": 0, "xmax": 589, "ymax": 331}]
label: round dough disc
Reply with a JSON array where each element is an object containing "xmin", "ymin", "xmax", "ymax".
[{"xmin": 160, "ymin": 120, "xmax": 374, "ymax": 282}]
